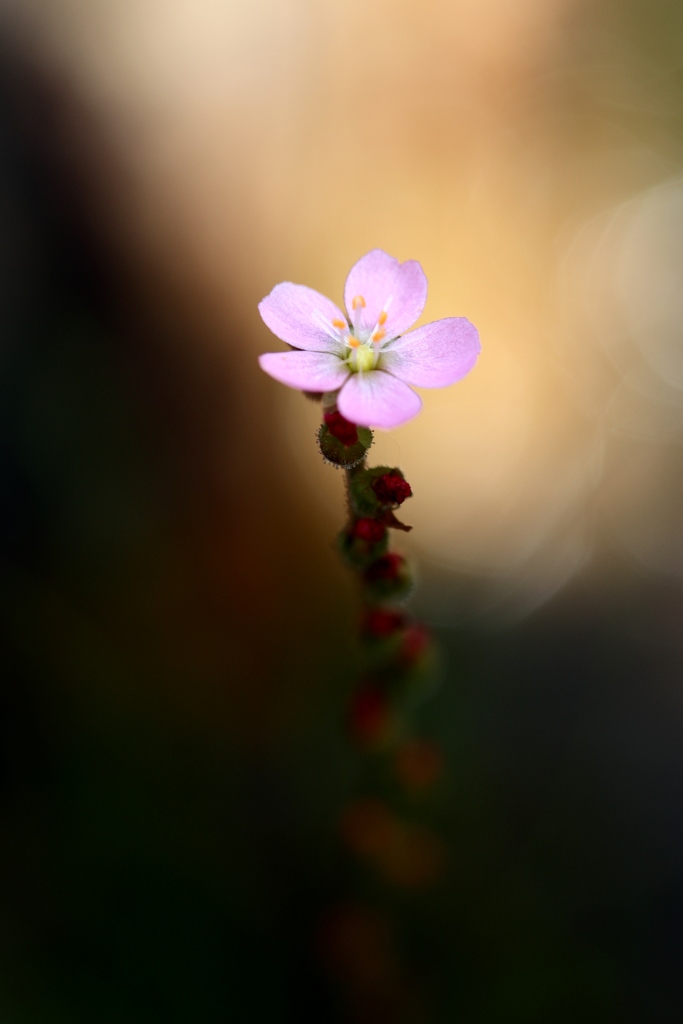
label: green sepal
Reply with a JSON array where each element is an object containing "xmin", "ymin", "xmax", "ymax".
[
  {"xmin": 349, "ymin": 466, "xmax": 407, "ymax": 516},
  {"xmin": 337, "ymin": 528, "xmax": 389, "ymax": 570},
  {"xmin": 316, "ymin": 424, "xmax": 373, "ymax": 469}
]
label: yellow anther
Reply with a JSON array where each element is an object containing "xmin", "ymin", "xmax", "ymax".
[
  {"xmin": 378, "ymin": 311, "xmax": 388, "ymax": 326},
  {"xmin": 348, "ymin": 337, "xmax": 360, "ymax": 348},
  {"xmin": 352, "ymin": 295, "xmax": 366, "ymax": 310},
  {"xmin": 332, "ymin": 318, "xmax": 346, "ymax": 329},
  {"xmin": 372, "ymin": 328, "xmax": 386, "ymax": 344}
]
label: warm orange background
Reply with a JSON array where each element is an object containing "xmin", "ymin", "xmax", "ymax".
[{"xmin": 9, "ymin": 0, "xmax": 683, "ymax": 610}]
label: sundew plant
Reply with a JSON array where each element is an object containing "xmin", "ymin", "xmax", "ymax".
[{"xmin": 259, "ymin": 249, "xmax": 480, "ymax": 1012}]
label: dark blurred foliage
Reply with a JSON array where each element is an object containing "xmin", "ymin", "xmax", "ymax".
[
  {"xmin": 0, "ymin": 40, "xmax": 355, "ymax": 1023},
  {"xmin": 3, "ymin": 27, "xmax": 683, "ymax": 1024}
]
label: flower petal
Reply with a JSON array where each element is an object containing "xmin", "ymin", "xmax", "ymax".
[
  {"xmin": 259, "ymin": 351, "xmax": 350, "ymax": 392},
  {"xmin": 338, "ymin": 370, "xmax": 422, "ymax": 429},
  {"xmin": 259, "ymin": 282, "xmax": 347, "ymax": 353},
  {"xmin": 344, "ymin": 250, "xmax": 427, "ymax": 339},
  {"xmin": 381, "ymin": 317, "xmax": 480, "ymax": 388}
]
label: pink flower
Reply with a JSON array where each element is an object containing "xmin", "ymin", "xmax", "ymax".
[{"xmin": 258, "ymin": 249, "xmax": 480, "ymax": 429}]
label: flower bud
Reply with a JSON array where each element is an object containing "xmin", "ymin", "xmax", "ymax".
[
  {"xmin": 371, "ymin": 472, "xmax": 412, "ymax": 506},
  {"xmin": 353, "ymin": 518, "xmax": 386, "ymax": 543},
  {"xmin": 363, "ymin": 553, "xmax": 413, "ymax": 601},
  {"xmin": 338, "ymin": 523, "xmax": 388, "ymax": 570},
  {"xmin": 349, "ymin": 465, "xmax": 409, "ymax": 517},
  {"xmin": 399, "ymin": 624, "xmax": 431, "ymax": 666},
  {"xmin": 317, "ymin": 419, "xmax": 373, "ymax": 469},
  {"xmin": 348, "ymin": 685, "xmax": 392, "ymax": 746},
  {"xmin": 324, "ymin": 410, "xmax": 358, "ymax": 447},
  {"xmin": 362, "ymin": 608, "xmax": 406, "ymax": 638},
  {"xmin": 377, "ymin": 823, "xmax": 445, "ymax": 889},
  {"xmin": 365, "ymin": 552, "xmax": 403, "ymax": 582},
  {"xmin": 339, "ymin": 798, "xmax": 445, "ymax": 889}
]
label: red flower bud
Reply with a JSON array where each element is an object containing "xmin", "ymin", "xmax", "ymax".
[
  {"xmin": 362, "ymin": 608, "xmax": 406, "ymax": 637},
  {"xmin": 353, "ymin": 518, "xmax": 386, "ymax": 543},
  {"xmin": 371, "ymin": 472, "xmax": 412, "ymax": 506},
  {"xmin": 400, "ymin": 624, "xmax": 431, "ymax": 665},
  {"xmin": 365, "ymin": 552, "xmax": 404, "ymax": 583},
  {"xmin": 324, "ymin": 411, "xmax": 358, "ymax": 447},
  {"xmin": 348, "ymin": 686, "xmax": 391, "ymax": 745}
]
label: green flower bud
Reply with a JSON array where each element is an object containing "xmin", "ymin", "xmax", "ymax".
[{"xmin": 317, "ymin": 422, "xmax": 373, "ymax": 469}]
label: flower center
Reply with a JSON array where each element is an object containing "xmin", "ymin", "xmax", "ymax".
[
  {"xmin": 331, "ymin": 294, "xmax": 391, "ymax": 374},
  {"xmin": 350, "ymin": 344, "xmax": 377, "ymax": 373}
]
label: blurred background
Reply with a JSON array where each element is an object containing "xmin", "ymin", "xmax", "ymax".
[{"xmin": 2, "ymin": 0, "xmax": 683, "ymax": 1020}]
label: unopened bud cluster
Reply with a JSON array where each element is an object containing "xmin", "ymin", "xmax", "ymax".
[
  {"xmin": 336, "ymin": 443, "xmax": 415, "ymax": 590},
  {"xmin": 316, "ymin": 405, "xmax": 444, "ymax": 891},
  {"xmin": 319, "ymin": 413, "xmax": 436, "ymax": 749}
]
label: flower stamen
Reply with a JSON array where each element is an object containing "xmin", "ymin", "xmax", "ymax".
[
  {"xmin": 350, "ymin": 294, "xmax": 367, "ymax": 334},
  {"xmin": 312, "ymin": 309, "xmax": 343, "ymax": 342}
]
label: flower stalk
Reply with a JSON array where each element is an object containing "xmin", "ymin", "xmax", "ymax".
[
  {"xmin": 318, "ymin": 407, "xmax": 443, "ymax": 867},
  {"xmin": 257, "ymin": 249, "xmax": 480, "ymax": 1013}
]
